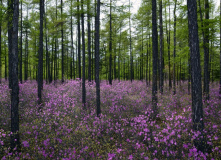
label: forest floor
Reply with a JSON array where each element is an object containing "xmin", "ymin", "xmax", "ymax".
[{"xmin": 0, "ymin": 80, "xmax": 221, "ymax": 159}]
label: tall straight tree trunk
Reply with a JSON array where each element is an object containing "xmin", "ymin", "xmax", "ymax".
[
  {"xmin": 118, "ymin": 22, "xmax": 122, "ymax": 82},
  {"xmin": 187, "ymin": 0, "xmax": 205, "ymax": 152},
  {"xmin": 146, "ymin": 41, "xmax": 149, "ymax": 86},
  {"xmin": 173, "ymin": 0, "xmax": 177, "ymax": 95},
  {"xmin": 95, "ymin": 0, "xmax": 101, "ymax": 117},
  {"xmin": 45, "ymin": 4, "xmax": 50, "ymax": 83},
  {"xmin": 159, "ymin": 0, "xmax": 164, "ymax": 93},
  {"xmin": 109, "ymin": 0, "xmax": 112, "ymax": 85},
  {"xmin": 77, "ymin": 0, "xmax": 81, "ymax": 79},
  {"xmin": 70, "ymin": 0, "xmax": 74, "ymax": 79},
  {"xmin": 8, "ymin": 0, "xmax": 13, "ymax": 89},
  {"xmin": 198, "ymin": 0, "xmax": 209, "ymax": 100},
  {"xmin": 129, "ymin": 0, "xmax": 133, "ymax": 82},
  {"xmin": 81, "ymin": 0, "xmax": 86, "ymax": 107},
  {"xmin": 61, "ymin": 0, "xmax": 64, "ymax": 83},
  {"xmin": 10, "ymin": 0, "xmax": 20, "ymax": 151},
  {"xmin": 152, "ymin": 0, "xmax": 158, "ymax": 119},
  {"xmin": 87, "ymin": 0, "xmax": 91, "ymax": 82},
  {"xmin": 19, "ymin": 0, "xmax": 22, "ymax": 83},
  {"xmin": 204, "ymin": 0, "xmax": 210, "ymax": 100},
  {"xmin": 38, "ymin": 0, "xmax": 44, "ymax": 105},
  {"xmin": 166, "ymin": 1, "xmax": 172, "ymax": 90}
]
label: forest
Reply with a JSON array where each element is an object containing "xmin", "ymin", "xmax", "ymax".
[{"xmin": 0, "ymin": 0, "xmax": 221, "ymax": 159}]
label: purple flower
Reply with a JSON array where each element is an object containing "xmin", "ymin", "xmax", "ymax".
[{"xmin": 22, "ymin": 141, "xmax": 29, "ymax": 147}]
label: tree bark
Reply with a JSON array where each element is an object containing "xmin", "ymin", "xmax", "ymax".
[
  {"xmin": 10, "ymin": 0, "xmax": 20, "ymax": 152},
  {"xmin": 19, "ymin": 0, "xmax": 22, "ymax": 83},
  {"xmin": 159, "ymin": 0, "xmax": 164, "ymax": 93},
  {"xmin": 152, "ymin": 0, "xmax": 158, "ymax": 119},
  {"xmin": 87, "ymin": 0, "xmax": 91, "ymax": 82},
  {"xmin": 173, "ymin": 0, "xmax": 177, "ymax": 95},
  {"xmin": 187, "ymin": 0, "xmax": 205, "ymax": 152},
  {"xmin": 95, "ymin": 0, "xmax": 101, "ymax": 117},
  {"xmin": 8, "ymin": 0, "xmax": 13, "ymax": 89},
  {"xmin": 109, "ymin": 0, "xmax": 112, "ymax": 85},
  {"xmin": 81, "ymin": 0, "xmax": 86, "ymax": 107},
  {"xmin": 77, "ymin": 0, "xmax": 81, "ymax": 79},
  {"xmin": 38, "ymin": 0, "xmax": 44, "ymax": 105}
]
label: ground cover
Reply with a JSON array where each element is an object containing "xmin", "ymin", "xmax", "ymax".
[{"xmin": 0, "ymin": 80, "xmax": 220, "ymax": 159}]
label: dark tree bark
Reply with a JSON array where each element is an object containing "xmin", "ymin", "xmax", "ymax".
[
  {"xmin": 129, "ymin": 0, "xmax": 133, "ymax": 82},
  {"xmin": 77, "ymin": 0, "xmax": 81, "ymax": 79},
  {"xmin": 173, "ymin": 0, "xmax": 177, "ymax": 95},
  {"xmin": 87, "ymin": 0, "xmax": 91, "ymax": 82},
  {"xmin": 166, "ymin": 1, "xmax": 172, "ymax": 90},
  {"xmin": 81, "ymin": 0, "xmax": 86, "ymax": 107},
  {"xmin": 159, "ymin": 0, "xmax": 164, "ymax": 93},
  {"xmin": 152, "ymin": 0, "xmax": 158, "ymax": 119},
  {"xmin": 45, "ymin": 4, "xmax": 50, "ymax": 83},
  {"xmin": 10, "ymin": 0, "xmax": 20, "ymax": 152},
  {"xmin": 8, "ymin": 0, "xmax": 13, "ymax": 89},
  {"xmin": 24, "ymin": 23, "xmax": 28, "ymax": 81},
  {"xmin": 61, "ymin": 0, "xmax": 64, "ymax": 83},
  {"xmin": 38, "ymin": 0, "xmax": 44, "ymax": 105},
  {"xmin": 187, "ymin": 0, "xmax": 205, "ymax": 152},
  {"xmin": 204, "ymin": 0, "xmax": 210, "ymax": 100},
  {"xmin": 70, "ymin": 0, "xmax": 74, "ymax": 80},
  {"xmin": 109, "ymin": 0, "xmax": 112, "ymax": 85},
  {"xmin": 95, "ymin": 0, "xmax": 101, "ymax": 117},
  {"xmin": 19, "ymin": 0, "xmax": 22, "ymax": 83},
  {"xmin": 198, "ymin": 0, "xmax": 209, "ymax": 100}
]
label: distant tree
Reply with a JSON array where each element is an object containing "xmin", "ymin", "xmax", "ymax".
[
  {"xmin": 61, "ymin": 0, "xmax": 64, "ymax": 83},
  {"xmin": 81, "ymin": 0, "xmax": 86, "ymax": 107},
  {"xmin": 8, "ymin": 0, "xmax": 13, "ymax": 89},
  {"xmin": 77, "ymin": 0, "xmax": 81, "ymax": 79},
  {"xmin": 109, "ymin": 0, "xmax": 112, "ymax": 85},
  {"xmin": 95, "ymin": 0, "xmax": 101, "ymax": 117},
  {"xmin": 87, "ymin": 0, "xmax": 91, "ymax": 82},
  {"xmin": 38, "ymin": 0, "xmax": 44, "ymax": 105},
  {"xmin": 173, "ymin": 0, "xmax": 177, "ymax": 95},
  {"xmin": 187, "ymin": 0, "xmax": 205, "ymax": 152},
  {"xmin": 159, "ymin": 0, "xmax": 164, "ymax": 93},
  {"xmin": 152, "ymin": 0, "xmax": 158, "ymax": 118},
  {"xmin": 10, "ymin": 0, "xmax": 20, "ymax": 152},
  {"xmin": 19, "ymin": 0, "xmax": 22, "ymax": 84}
]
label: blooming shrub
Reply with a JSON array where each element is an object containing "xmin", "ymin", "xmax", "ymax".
[{"xmin": 0, "ymin": 80, "xmax": 220, "ymax": 159}]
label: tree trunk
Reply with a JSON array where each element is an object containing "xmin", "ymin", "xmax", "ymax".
[
  {"xmin": 109, "ymin": 0, "xmax": 112, "ymax": 85},
  {"xmin": 87, "ymin": 0, "xmax": 91, "ymax": 82},
  {"xmin": 187, "ymin": 0, "xmax": 205, "ymax": 152},
  {"xmin": 159, "ymin": 0, "xmax": 164, "ymax": 93},
  {"xmin": 38, "ymin": 0, "xmax": 44, "ymax": 105},
  {"xmin": 77, "ymin": 0, "xmax": 81, "ymax": 79},
  {"xmin": 81, "ymin": 0, "xmax": 86, "ymax": 107},
  {"xmin": 166, "ymin": 1, "xmax": 172, "ymax": 90},
  {"xmin": 19, "ymin": 0, "xmax": 22, "ymax": 83},
  {"xmin": 10, "ymin": 0, "xmax": 20, "ymax": 152},
  {"xmin": 8, "ymin": 0, "xmax": 13, "ymax": 89},
  {"xmin": 95, "ymin": 0, "xmax": 101, "ymax": 117},
  {"xmin": 198, "ymin": 0, "xmax": 209, "ymax": 100},
  {"xmin": 129, "ymin": 0, "xmax": 133, "ymax": 82},
  {"xmin": 152, "ymin": 0, "xmax": 158, "ymax": 119},
  {"xmin": 173, "ymin": 0, "xmax": 177, "ymax": 95}
]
